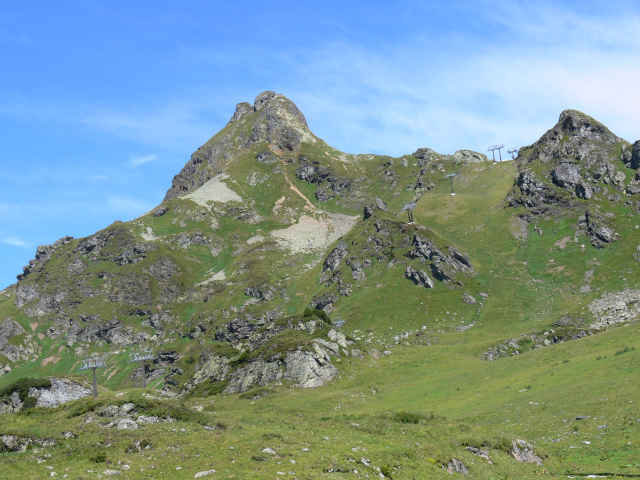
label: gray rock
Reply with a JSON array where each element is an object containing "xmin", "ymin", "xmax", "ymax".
[
  {"xmin": 0, "ymin": 318, "xmax": 25, "ymax": 348},
  {"xmin": 108, "ymin": 275, "xmax": 151, "ymax": 305},
  {"xmin": 256, "ymin": 150, "xmax": 278, "ymax": 164},
  {"xmin": 551, "ymin": 162, "xmax": 581, "ymax": 188},
  {"xmin": 510, "ymin": 439, "xmax": 543, "ymax": 465},
  {"xmin": 136, "ymin": 415, "xmax": 161, "ymax": 424},
  {"xmin": 363, "ymin": 197, "xmax": 388, "ymax": 220},
  {"xmin": 1, "ymin": 434, "xmax": 56, "ymax": 453},
  {"xmin": 626, "ymin": 180, "xmax": 640, "ymax": 195},
  {"xmin": 283, "ymin": 348, "xmax": 338, "ymax": 388},
  {"xmin": 588, "ymin": 289, "xmax": 640, "ymax": 329},
  {"xmin": 120, "ymin": 402, "xmax": 135, "ymax": 414},
  {"xmin": 462, "ymin": 293, "xmax": 477, "ymax": 305},
  {"xmin": 412, "ymin": 148, "xmax": 438, "ymax": 166},
  {"xmin": 323, "ymin": 241, "xmax": 349, "ymax": 273},
  {"xmin": 229, "ymin": 102, "xmax": 252, "ymax": 123},
  {"xmin": 223, "ymin": 357, "xmax": 283, "ymax": 394},
  {"xmin": 31, "ymin": 378, "xmax": 92, "ymax": 408},
  {"xmin": 466, "ymin": 446, "xmax": 491, "ymax": 463},
  {"xmin": 631, "ymin": 140, "xmax": 640, "ymax": 170},
  {"xmin": 405, "ymin": 266, "xmax": 434, "ymax": 288},
  {"xmin": 194, "ymin": 470, "xmax": 216, "ymax": 478},
  {"xmin": 309, "ymin": 294, "xmax": 339, "ymax": 312},
  {"xmin": 244, "ymin": 284, "xmax": 277, "ymax": 302},
  {"xmin": 447, "ymin": 458, "xmax": 468, "ymax": 475},
  {"xmin": 148, "ymin": 257, "xmax": 179, "ymax": 281},
  {"xmin": 153, "ymin": 206, "xmax": 168, "ymax": 217},
  {"xmin": 575, "ymin": 182, "xmax": 593, "ymax": 199},
  {"xmin": 453, "ymin": 149, "xmax": 488, "ymax": 164},
  {"xmin": 115, "ymin": 418, "xmax": 139, "ymax": 430}
]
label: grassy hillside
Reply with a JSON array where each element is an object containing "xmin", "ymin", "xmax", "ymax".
[{"xmin": 1, "ymin": 96, "xmax": 640, "ymax": 477}]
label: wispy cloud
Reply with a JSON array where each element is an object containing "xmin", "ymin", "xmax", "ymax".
[
  {"xmin": 2, "ymin": 236, "xmax": 29, "ymax": 248},
  {"xmin": 128, "ymin": 154, "xmax": 157, "ymax": 167},
  {"xmin": 283, "ymin": 3, "xmax": 640, "ymax": 155}
]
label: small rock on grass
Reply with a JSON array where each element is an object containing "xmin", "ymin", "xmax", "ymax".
[{"xmin": 194, "ymin": 470, "xmax": 216, "ymax": 478}]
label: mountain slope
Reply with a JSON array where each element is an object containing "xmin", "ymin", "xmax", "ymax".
[{"xmin": 1, "ymin": 92, "xmax": 640, "ymax": 477}]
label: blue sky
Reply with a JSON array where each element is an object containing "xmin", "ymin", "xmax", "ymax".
[{"xmin": 1, "ymin": 1, "xmax": 639, "ymax": 289}]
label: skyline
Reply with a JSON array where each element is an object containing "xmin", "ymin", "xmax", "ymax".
[{"xmin": 1, "ymin": 1, "xmax": 639, "ymax": 289}]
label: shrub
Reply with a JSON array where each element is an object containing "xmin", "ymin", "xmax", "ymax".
[
  {"xmin": 66, "ymin": 398, "xmax": 106, "ymax": 418},
  {"xmin": 185, "ymin": 355, "xmax": 196, "ymax": 365},
  {"xmin": 89, "ymin": 452, "xmax": 107, "ymax": 463},
  {"xmin": 0, "ymin": 377, "xmax": 51, "ymax": 404},
  {"xmin": 303, "ymin": 308, "xmax": 332, "ymax": 324},
  {"xmin": 615, "ymin": 346, "xmax": 635, "ymax": 356},
  {"xmin": 392, "ymin": 411, "xmax": 438, "ymax": 424}
]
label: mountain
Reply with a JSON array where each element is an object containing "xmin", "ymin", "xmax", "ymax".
[{"xmin": 1, "ymin": 92, "xmax": 640, "ymax": 478}]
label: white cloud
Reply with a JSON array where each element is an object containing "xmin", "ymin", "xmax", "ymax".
[
  {"xmin": 284, "ymin": 3, "xmax": 640, "ymax": 156},
  {"xmin": 128, "ymin": 154, "xmax": 157, "ymax": 167},
  {"xmin": 2, "ymin": 236, "xmax": 29, "ymax": 248}
]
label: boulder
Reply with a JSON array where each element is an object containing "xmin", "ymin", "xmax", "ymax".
[
  {"xmin": 510, "ymin": 439, "xmax": 543, "ymax": 465},
  {"xmin": 453, "ymin": 149, "xmax": 488, "ymax": 164},
  {"xmin": 551, "ymin": 162, "xmax": 581, "ymax": 188},
  {"xmin": 447, "ymin": 458, "xmax": 468, "ymax": 475},
  {"xmin": 363, "ymin": 197, "xmax": 388, "ymax": 220}
]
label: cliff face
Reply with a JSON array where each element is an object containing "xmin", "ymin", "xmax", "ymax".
[{"xmin": 2, "ymin": 93, "xmax": 639, "ymax": 398}]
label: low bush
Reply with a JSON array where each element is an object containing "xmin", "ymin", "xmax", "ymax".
[
  {"xmin": 0, "ymin": 377, "xmax": 52, "ymax": 403},
  {"xmin": 392, "ymin": 411, "xmax": 439, "ymax": 424},
  {"xmin": 615, "ymin": 346, "xmax": 635, "ymax": 356},
  {"xmin": 303, "ymin": 308, "xmax": 332, "ymax": 325}
]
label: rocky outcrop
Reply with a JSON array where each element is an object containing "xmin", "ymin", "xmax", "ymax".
[
  {"xmin": 295, "ymin": 156, "xmax": 352, "ymax": 202},
  {"xmin": 68, "ymin": 318, "xmax": 148, "ymax": 346},
  {"xmin": 509, "ymin": 109, "xmax": 633, "ymax": 216},
  {"xmin": 183, "ymin": 355, "xmax": 229, "ymax": 391},
  {"xmin": 223, "ymin": 340, "xmax": 339, "ymax": 394},
  {"xmin": 407, "ymin": 235, "xmax": 473, "ymax": 285},
  {"xmin": 283, "ymin": 348, "xmax": 338, "ymax": 388},
  {"xmin": 0, "ymin": 435, "xmax": 55, "ymax": 452},
  {"xmin": 588, "ymin": 289, "xmax": 640, "ymax": 329},
  {"xmin": 510, "ymin": 440, "xmax": 543, "ymax": 465},
  {"xmin": 244, "ymin": 284, "xmax": 278, "ymax": 302},
  {"xmin": 0, "ymin": 318, "xmax": 25, "ymax": 348},
  {"xmin": 405, "ymin": 266, "xmax": 434, "ymax": 288},
  {"xmin": 108, "ymin": 275, "xmax": 152, "ymax": 305},
  {"xmin": 16, "ymin": 236, "xmax": 74, "ymax": 282},
  {"xmin": 31, "ymin": 377, "xmax": 92, "ymax": 408},
  {"xmin": 453, "ymin": 149, "xmax": 488, "ymax": 164},
  {"xmin": 447, "ymin": 458, "xmax": 469, "ymax": 475},
  {"xmin": 309, "ymin": 294, "xmax": 339, "ymax": 312},
  {"xmin": 577, "ymin": 210, "xmax": 617, "ymax": 248},
  {"xmin": 363, "ymin": 197, "xmax": 388, "ymax": 220},
  {"xmin": 215, "ymin": 318, "xmax": 262, "ymax": 343},
  {"xmin": 223, "ymin": 356, "xmax": 283, "ymax": 394},
  {"xmin": 323, "ymin": 241, "xmax": 349, "ymax": 273}
]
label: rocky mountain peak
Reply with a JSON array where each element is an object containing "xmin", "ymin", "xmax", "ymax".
[
  {"xmin": 164, "ymin": 91, "xmax": 314, "ymax": 201},
  {"xmin": 557, "ymin": 109, "xmax": 621, "ymax": 144}
]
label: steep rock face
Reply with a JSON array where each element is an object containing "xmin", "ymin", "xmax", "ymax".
[{"xmin": 164, "ymin": 91, "xmax": 315, "ymax": 201}]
